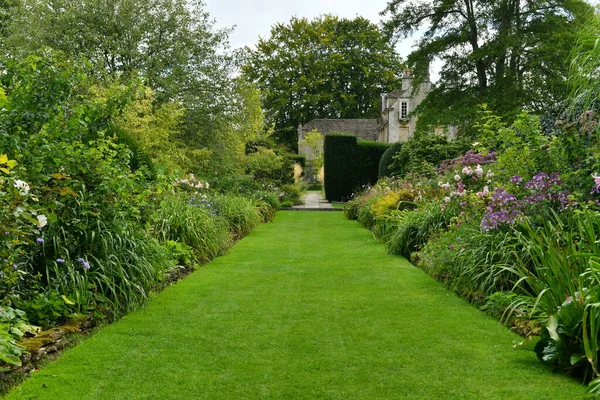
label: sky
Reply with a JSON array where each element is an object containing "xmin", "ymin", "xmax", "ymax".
[{"xmin": 204, "ymin": 0, "xmax": 428, "ymax": 77}]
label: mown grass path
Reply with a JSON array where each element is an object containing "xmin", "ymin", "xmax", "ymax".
[{"xmin": 7, "ymin": 212, "xmax": 584, "ymax": 399}]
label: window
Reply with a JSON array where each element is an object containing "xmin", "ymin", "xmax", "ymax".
[{"xmin": 400, "ymin": 102, "xmax": 409, "ymax": 119}]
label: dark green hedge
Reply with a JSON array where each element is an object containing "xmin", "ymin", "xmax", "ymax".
[
  {"xmin": 324, "ymin": 134, "xmax": 357, "ymax": 202},
  {"xmin": 356, "ymin": 141, "xmax": 391, "ymax": 186},
  {"xmin": 324, "ymin": 134, "xmax": 391, "ymax": 201},
  {"xmin": 378, "ymin": 142, "xmax": 403, "ymax": 178}
]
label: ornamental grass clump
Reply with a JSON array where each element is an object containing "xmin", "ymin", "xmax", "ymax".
[
  {"xmin": 151, "ymin": 194, "xmax": 232, "ymax": 263},
  {"xmin": 43, "ymin": 220, "xmax": 173, "ymax": 319},
  {"xmin": 210, "ymin": 194, "xmax": 262, "ymax": 239},
  {"xmin": 386, "ymin": 201, "xmax": 456, "ymax": 258}
]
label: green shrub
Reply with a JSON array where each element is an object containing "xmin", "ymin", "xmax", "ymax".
[
  {"xmin": 284, "ymin": 153, "xmax": 306, "ymax": 169},
  {"xmin": 44, "ymin": 220, "xmax": 174, "ymax": 318},
  {"xmin": 378, "ymin": 142, "xmax": 402, "ymax": 178},
  {"xmin": 151, "ymin": 194, "xmax": 232, "ymax": 263},
  {"xmin": 280, "ymin": 184, "xmax": 303, "ymax": 205},
  {"xmin": 355, "ymin": 141, "xmax": 391, "ymax": 187},
  {"xmin": 389, "ymin": 131, "xmax": 467, "ymax": 178},
  {"xmin": 386, "ymin": 201, "xmax": 456, "ymax": 258},
  {"xmin": 416, "ymin": 223, "xmax": 515, "ymax": 303},
  {"xmin": 211, "ymin": 194, "xmax": 262, "ymax": 238}
]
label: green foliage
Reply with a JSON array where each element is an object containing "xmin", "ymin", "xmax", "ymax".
[
  {"xmin": 378, "ymin": 142, "xmax": 402, "ymax": 178},
  {"xmin": 243, "ymin": 15, "xmax": 401, "ymax": 149},
  {"xmin": 211, "ymin": 194, "xmax": 262, "ymax": 239},
  {"xmin": 279, "ymin": 184, "xmax": 303, "ymax": 206},
  {"xmin": 162, "ymin": 240, "xmax": 194, "ymax": 267},
  {"xmin": 389, "ymin": 131, "xmax": 468, "ymax": 178},
  {"xmin": 151, "ymin": 194, "xmax": 232, "ymax": 264},
  {"xmin": 12, "ymin": 292, "xmax": 74, "ymax": 331},
  {"xmin": 385, "ymin": 201, "xmax": 455, "ymax": 258},
  {"xmin": 382, "ymin": 0, "xmax": 593, "ymax": 125},
  {"xmin": 6, "ymin": 0, "xmax": 232, "ymax": 104},
  {"xmin": 116, "ymin": 86, "xmax": 185, "ymax": 171},
  {"xmin": 323, "ymin": 134, "xmax": 358, "ymax": 202},
  {"xmin": 323, "ymin": 135, "xmax": 390, "ymax": 202},
  {"xmin": 245, "ymin": 147, "xmax": 285, "ymax": 182},
  {"xmin": 569, "ymin": 8, "xmax": 600, "ymax": 115},
  {"xmin": 0, "ymin": 306, "xmax": 37, "ymax": 371},
  {"xmin": 355, "ymin": 141, "xmax": 391, "ymax": 188}
]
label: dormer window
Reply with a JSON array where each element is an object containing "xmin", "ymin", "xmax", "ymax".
[{"xmin": 400, "ymin": 101, "xmax": 409, "ymax": 119}]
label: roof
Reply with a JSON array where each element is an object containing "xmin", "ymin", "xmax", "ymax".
[
  {"xmin": 300, "ymin": 119, "xmax": 378, "ymax": 141},
  {"xmin": 386, "ymin": 88, "xmax": 410, "ymax": 99}
]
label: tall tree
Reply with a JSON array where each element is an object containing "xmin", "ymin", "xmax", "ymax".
[
  {"xmin": 382, "ymin": 0, "xmax": 594, "ymax": 127},
  {"xmin": 5, "ymin": 0, "xmax": 231, "ymax": 103},
  {"xmin": 4, "ymin": 0, "xmax": 263, "ymax": 174},
  {"xmin": 243, "ymin": 15, "xmax": 402, "ymax": 150}
]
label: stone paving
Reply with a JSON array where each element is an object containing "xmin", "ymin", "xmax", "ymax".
[{"xmin": 291, "ymin": 191, "xmax": 341, "ymax": 211}]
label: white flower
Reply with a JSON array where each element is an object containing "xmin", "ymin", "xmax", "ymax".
[
  {"xmin": 454, "ymin": 174, "xmax": 461, "ymax": 182},
  {"xmin": 486, "ymin": 170, "xmax": 494, "ymax": 179},
  {"xmin": 205, "ymin": 182, "xmax": 209, "ymax": 189},
  {"xmin": 482, "ymin": 186, "xmax": 489, "ymax": 196},
  {"xmin": 462, "ymin": 166, "xmax": 473, "ymax": 175},
  {"xmin": 440, "ymin": 182, "xmax": 451, "ymax": 189},
  {"xmin": 14, "ymin": 179, "xmax": 30, "ymax": 195},
  {"xmin": 472, "ymin": 142, "xmax": 480, "ymax": 147},
  {"xmin": 36, "ymin": 214, "xmax": 48, "ymax": 228},
  {"xmin": 444, "ymin": 196, "xmax": 451, "ymax": 203},
  {"xmin": 474, "ymin": 165, "xmax": 484, "ymax": 178}
]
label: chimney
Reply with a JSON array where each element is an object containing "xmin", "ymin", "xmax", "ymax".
[{"xmin": 402, "ymin": 68, "xmax": 412, "ymax": 91}]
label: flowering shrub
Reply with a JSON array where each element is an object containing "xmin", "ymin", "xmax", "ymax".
[
  {"xmin": 481, "ymin": 173, "xmax": 573, "ymax": 231},
  {"xmin": 174, "ymin": 173, "xmax": 210, "ymax": 195},
  {"xmin": 438, "ymin": 150, "xmax": 497, "ymax": 173}
]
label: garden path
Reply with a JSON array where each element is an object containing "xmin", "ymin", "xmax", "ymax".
[
  {"xmin": 6, "ymin": 212, "xmax": 584, "ymax": 399},
  {"xmin": 291, "ymin": 191, "xmax": 337, "ymax": 210}
]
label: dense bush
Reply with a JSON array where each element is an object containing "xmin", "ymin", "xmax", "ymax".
[
  {"xmin": 355, "ymin": 141, "xmax": 391, "ymax": 186},
  {"xmin": 151, "ymin": 194, "xmax": 232, "ymax": 264},
  {"xmin": 378, "ymin": 142, "xmax": 402, "ymax": 178},
  {"xmin": 389, "ymin": 131, "xmax": 468, "ymax": 178},
  {"xmin": 211, "ymin": 194, "xmax": 262, "ymax": 238}
]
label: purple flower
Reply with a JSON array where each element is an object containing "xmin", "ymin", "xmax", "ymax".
[
  {"xmin": 77, "ymin": 258, "xmax": 91, "ymax": 270},
  {"xmin": 56, "ymin": 258, "xmax": 65, "ymax": 263},
  {"xmin": 36, "ymin": 237, "xmax": 44, "ymax": 243},
  {"xmin": 510, "ymin": 175, "xmax": 523, "ymax": 184},
  {"xmin": 12, "ymin": 263, "xmax": 17, "ymax": 270},
  {"xmin": 448, "ymin": 245, "xmax": 455, "ymax": 250}
]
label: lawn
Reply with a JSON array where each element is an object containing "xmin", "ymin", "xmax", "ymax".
[{"xmin": 6, "ymin": 212, "xmax": 585, "ymax": 399}]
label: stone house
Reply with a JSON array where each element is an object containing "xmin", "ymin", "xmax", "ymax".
[{"xmin": 298, "ymin": 69, "xmax": 442, "ymax": 162}]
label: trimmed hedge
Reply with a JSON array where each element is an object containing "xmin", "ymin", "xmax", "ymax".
[
  {"xmin": 324, "ymin": 134, "xmax": 391, "ymax": 202},
  {"xmin": 357, "ymin": 141, "xmax": 391, "ymax": 185},
  {"xmin": 324, "ymin": 134, "xmax": 357, "ymax": 202},
  {"xmin": 378, "ymin": 142, "xmax": 403, "ymax": 178}
]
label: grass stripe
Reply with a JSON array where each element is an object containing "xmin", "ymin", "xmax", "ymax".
[{"xmin": 6, "ymin": 211, "xmax": 584, "ymax": 399}]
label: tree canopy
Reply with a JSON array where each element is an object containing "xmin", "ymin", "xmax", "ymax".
[
  {"xmin": 3, "ymin": 0, "xmax": 265, "ymax": 174},
  {"xmin": 243, "ymin": 15, "xmax": 402, "ymax": 150},
  {"xmin": 382, "ymin": 0, "xmax": 594, "ymax": 127}
]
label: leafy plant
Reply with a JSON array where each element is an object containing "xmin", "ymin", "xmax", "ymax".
[{"xmin": 0, "ymin": 306, "xmax": 38, "ymax": 371}]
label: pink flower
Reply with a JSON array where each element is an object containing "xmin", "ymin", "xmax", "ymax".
[{"xmin": 592, "ymin": 173, "xmax": 600, "ymax": 194}]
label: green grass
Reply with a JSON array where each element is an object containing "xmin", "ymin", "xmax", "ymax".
[{"xmin": 6, "ymin": 212, "xmax": 585, "ymax": 399}]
